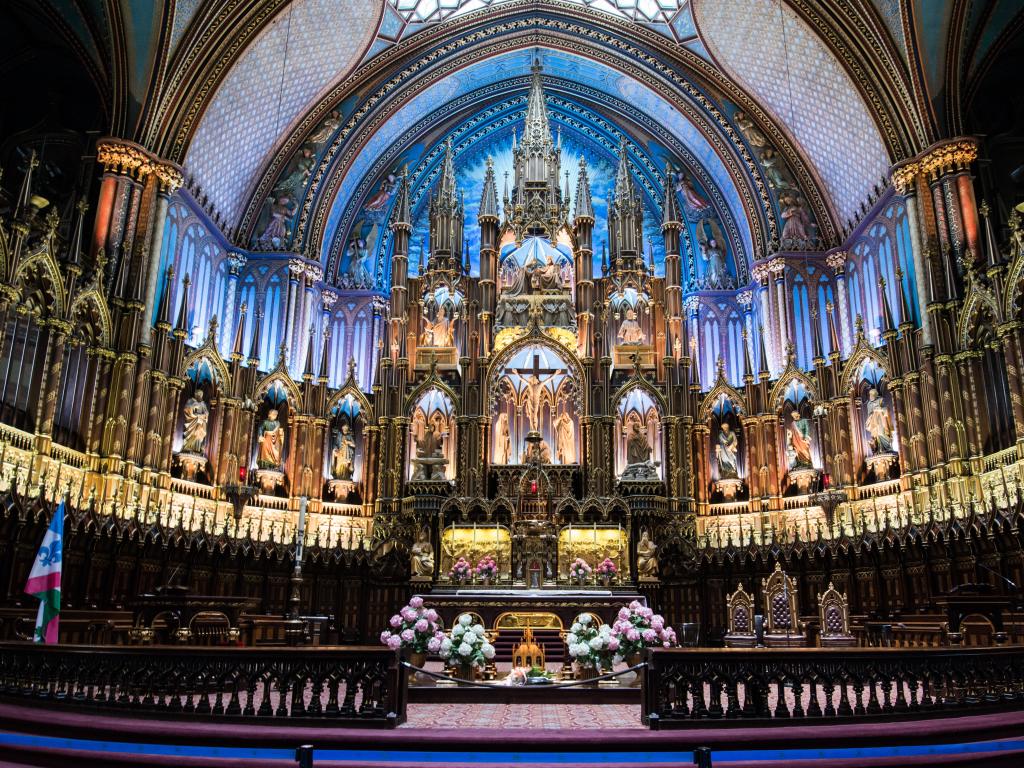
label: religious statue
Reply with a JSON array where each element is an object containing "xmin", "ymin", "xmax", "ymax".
[
  {"xmin": 181, "ymin": 389, "xmax": 209, "ymax": 455},
  {"xmin": 525, "ymin": 437, "xmax": 552, "ymax": 464},
  {"xmin": 308, "ymin": 109, "xmax": 341, "ymax": 145},
  {"xmin": 554, "ymin": 411, "xmax": 574, "ymax": 464},
  {"xmin": 636, "ymin": 529, "xmax": 659, "ymax": 580},
  {"xmin": 421, "ymin": 306, "xmax": 455, "ymax": 347},
  {"xmin": 716, "ymin": 422, "xmax": 739, "ymax": 479},
  {"xmin": 410, "ymin": 527, "xmax": 435, "ymax": 579},
  {"xmin": 257, "ymin": 194, "xmax": 296, "ymax": 250},
  {"xmin": 700, "ymin": 238, "xmax": 730, "ymax": 290},
  {"xmin": 734, "ymin": 111, "xmax": 768, "ymax": 148},
  {"xmin": 331, "ymin": 423, "xmax": 356, "ymax": 480},
  {"xmin": 760, "ymin": 148, "xmax": 794, "ymax": 190},
  {"xmin": 675, "ymin": 172, "xmax": 710, "ymax": 213},
  {"xmin": 626, "ymin": 421, "xmax": 652, "ymax": 466},
  {"xmin": 532, "ymin": 253, "xmax": 563, "ymax": 292},
  {"xmin": 785, "ymin": 410, "xmax": 813, "ymax": 470},
  {"xmin": 780, "ymin": 193, "xmax": 812, "ymax": 245},
  {"xmin": 494, "ymin": 411, "xmax": 512, "ymax": 464},
  {"xmin": 516, "ymin": 371, "xmax": 557, "ymax": 432},
  {"xmin": 412, "ymin": 421, "xmax": 448, "ymax": 480},
  {"xmin": 348, "ymin": 238, "xmax": 374, "ymax": 288},
  {"xmin": 864, "ymin": 388, "xmax": 895, "ymax": 454},
  {"xmin": 617, "ymin": 308, "xmax": 645, "ymax": 345},
  {"xmin": 257, "ymin": 409, "xmax": 285, "ymax": 469},
  {"xmin": 365, "ymin": 172, "xmax": 399, "ymax": 212}
]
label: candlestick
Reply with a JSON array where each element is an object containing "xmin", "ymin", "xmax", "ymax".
[{"xmin": 297, "ymin": 496, "xmax": 307, "ymax": 561}]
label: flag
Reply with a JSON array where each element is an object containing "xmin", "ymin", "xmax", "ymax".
[{"xmin": 25, "ymin": 501, "xmax": 64, "ymax": 644}]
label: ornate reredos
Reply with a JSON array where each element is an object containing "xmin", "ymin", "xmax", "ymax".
[{"xmin": 486, "ymin": 334, "xmax": 586, "ymax": 417}]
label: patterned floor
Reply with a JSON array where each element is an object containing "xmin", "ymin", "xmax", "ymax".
[{"xmin": 400, "ymin": 703, "xmax": 645, "ymax": 729}]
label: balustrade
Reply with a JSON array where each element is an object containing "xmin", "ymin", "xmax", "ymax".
[
  {"xmin": 642, "ymin": 646, "xmax": 1024, "ymax": 727},
  {"xmin": 0, "ymin": 643, "xmax": 406, "ymax": 726}
]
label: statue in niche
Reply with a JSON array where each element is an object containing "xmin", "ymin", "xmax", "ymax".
[
  {"xmin": 494, "ymin": 412, "xmax": 512, "ymax": 464},
  {"xmin": 257, "ymin": 195, "xmax": 296, "ymax": 250},
  {"xmin": 675, "ymin": 172, "xmax": 711, "ymax": 213},
  {"xmin": 365, "ymin": 172, "xmax": 399, "ymax": 213},
  {"xmin": 278, "ymin": 146, "xmax": 316, "ymax": 195},
  {"xmin": 617, "ymin": 308, "xmax": 646, "ymax": 345},
  {"xmin": 554, "ymin": 411, "xmax": 575, "ymax": 464},
  {"xmin": 524, "ymin": 437, "xmax": 552, "ymax": 464},
  {"xmin": 785, "ymin": 410, "xmax": 813, "ymax": 470},
  {"xmin": 410, "ymin": 527, "xmax": 435, "ymax": 579},
  {"xmin": 421, "ymin": 306, "xmax": 455, "ymax": 347},
  {"xmin": 780, "ymin": 193, "xmax": 813, "ymax": 244},
  {"xmin": 181, "ymin": 389, "xmax": 209, "ymax": 455},
  {"xmin": 331, "ymin": 423, "xmax": 356, "ymax": 480},
  {"xmin": 735, "ymin": 111, "xmax": 768, "ymax": 149},
  {"xmin": 515, "ymin": 371, "xmax": 557, "ymax": 432},
  {"xmin": 347, "ymin": 238, "xmax": 375, "ymax": 288},
  {"xmin": 636, "ymin": 529, "xmax": 659, "ymax": 580},
  {"xmin": 257, "ymin": 409, "xmax": 285, "ymax": 469},
  {"xmin": 308, "ymin": 109, "xmax": 341, "ymax": 145},
  {"xmin": 700, "ymin": 238, "xmax": 730, "ymax": 290},
  {"xmin": 626, "ymin": 421, "xmax": 652, "ymax": 466},
  {"xmin": 760, "ymin": 148, "xmax": 794, "ymax": 191},
  {"xmin": 716, "ymin": 422, "xmax": 739, "ymax": 480},
  {"xmin": 412, "ymin": 420, "xmax": 448, "ymax": 480},
  {"xmin": 864, "ymin": 388, "xmax": 895, "ymax": 454}
]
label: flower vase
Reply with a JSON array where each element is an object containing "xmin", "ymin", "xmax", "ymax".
[
  {"xmin": 574, "ymin": 662, "xmax": 599, "ymax": 687},
  {"xmin": 575, "ymin": 574, "xmax": 585, "ymax": 587},
  {"xmin": 480, "ymin": 575, "xmax": 492, "ymax": 586},
  {"xmin": 600, "ymin": 574, "xmax": 611, "ymax": 588},
  {"xmin": 409, "ymin": 651, "xmax": 431, "ymax": 687},
  {"xmin": 620, "ymin": 652, "xmax": 643, "ymax": 688},
  {"xmin": 457, "ymin": 664, "xmax": 478, "ymax": 686}
]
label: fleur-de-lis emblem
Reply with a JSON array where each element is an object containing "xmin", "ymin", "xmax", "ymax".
[{"xmin": 39, "ymin": 540, "xmax": 61, "ymax": 567}]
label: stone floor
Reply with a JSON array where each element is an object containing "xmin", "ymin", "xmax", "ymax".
[{"xmin": 400, "ymin": 703, "xmax": 645, "ymax": 729}]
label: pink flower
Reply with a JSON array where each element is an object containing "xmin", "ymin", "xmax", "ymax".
[
  {"xmin": 629, "ymin": 600, "xmax": 642, "ymax": 610},
  {"xmin": 663, "ymin": 640, "xmax": 672, "ymax": 648},
  {"xmin": 427, "ymin": 636, "xmax": 442, "ymax": 653},
  {"xmin": 400, "ymin": 629, "xmax": 415, "ymax": 643},
  {"xmin": 409, "ymin": 596, "xmax": 424, "ymax": 609},
  {"xmin": 651, "ymin": 617, "xmax": 664, "ymax": 631},
  {"xmin": 414, "ymin": 619, "xmax": 429, "ymax": 633},
  {"xmin": 626, "ymin": 628, "xmax": 640, "ymax": 642},
  {"xmin": 386, "ymin": 635, "xmax": 402, "ymax": 650},
  {"xmin": 400, "ymin": 607, "xmax": 416, "ymax": 622},
  {"xmin": 380, "ymin": 630, "xmax": 392, "ymax": 644},
  {"xmin": 389, "ymin": 614, "xmax": 402, "ymax": 628},
  {"xmin": 617, "ymin": 607, "xmax": 630, "ymax": 621},
  {"xmin": 425, "ymin": 608, "xmax": 439, "ymax": 622},
  {"xmin": 607, "ymin": 637, "xmax": 620, "ymax": 652},
  {"xmin": 642, "ymin": 629, "xmax": 657, "ymax": 644},
  {"xmin": 640, "ymin": 607, "xmax": 654, "ymax": 620}
]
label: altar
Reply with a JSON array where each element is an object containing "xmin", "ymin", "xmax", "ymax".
[{"xmin": 419, "ymin": 588, "xmax": 646, "ymax": 630}]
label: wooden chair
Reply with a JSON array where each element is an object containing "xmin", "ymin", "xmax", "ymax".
[
  {"xmin": 763, "ymin": 563, "xmax": 803, "ymax": 647},
  {"xmin": 817, "ymin": 582, "xmax": 855, "ymax": 647},
  {"xmin": 723, "ymin": 583, "xmax": 756, "ymax": 647}
]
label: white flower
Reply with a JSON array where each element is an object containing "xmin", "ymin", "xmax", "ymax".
[
  {"xmin": 482, "ymin": 643, "xmax": 496, "ymax": 659},
  {"xmin": 471, "ymin": 624, "xmax": 485, "ymax": 635},
  {"xmin": 578, "ymin": 614, "xmax": 591, "ymax": 625},
  {"xmin": 452, "ymin": 625, "xmax": 464, "ymax": 638},
  {"xmin": 566, "ymin": 633, "xmax": 578, "ymax": 645},
  {"xmin": 589, "ymin": 637, "xmax": 603, "ymax": 650},
  {"xmin": 459, "ymin": 614, "xmax": 473, "ymax": 626},
  {"xmin": 458, "ymin": 642, "xmax": 473, "ymax": 657}
]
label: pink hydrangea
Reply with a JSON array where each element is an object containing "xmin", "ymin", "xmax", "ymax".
[
  {"xmin": 629, "ymin": 600, "xmax": 642, "ymax": 610},
  {"xmin": 626, "ymin": 628, "xmax": 640, "ymax": 642},
  {"xmin": 651, "ymin": 617, "xmax": 664, "ymax": 631},
  {"xmin": 380, "ymin": 630, "xmax": 392, "ymax": 644},
  {"xmin": 618, "ymin": 607, "xmax": 630, "ymax": 621},
  {"xmin": 389, "ymin": 614, "xmax": 402, "ymax": 628},
  {"xmin": 425, "ymin": 608, "xmax": 439, "ymax": 622},
  {"xmin": 409, "ymin": 596, "xmax": 424, "ymax": 609},
  {"xmin": 400, "ymin": 607, "xmax": 416, "ymax": 622},
  {"xmin": 427, "ymin": 636, "xmax": 442, "ymax": 653},
  {"xmin": 414, "ymin": 619, "xmax": 429, "ymax": 633},
  {"xmin": 642, "ymin": 629, "xmax": 657, "ymax": 643},
  {"xmin": 386, "ymin": 635, "xmax": 402, "ymax": 650},
  {"xmin": 607, "ymin": 637, "xmax": 620, "ymax": 652},
  {"xmin": 400, "ymin": 628, "xmax": 415, "ymax": 643}
]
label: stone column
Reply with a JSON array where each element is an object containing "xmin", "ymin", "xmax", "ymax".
[
  {"xmin": 825, "ymin": 251, "xmax": 852, "ymax": 355},
  {"xmin": 770, "ymin": 257, "xmax": 788, "ymax": 370},
  {"xmin": 222, "ymin": 253, "xmax": 246, "ymax": 353},
  {"xmin": 753, "ymin": 266, "xmax": 773, "ymax": 374},
  {"xmin": 139, "ymin": 164, "xmax": 182, "ymax": 345},
  {"xmin": 284, "ymin": 258, "xmax": 303, "ymax": 369}
]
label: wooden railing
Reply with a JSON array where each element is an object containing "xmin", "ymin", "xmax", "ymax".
[
  {"xmin": 0, "ymin": 643, "xmax": 407, "ymax": 727},
  {"xmin": 642, "ymin": 646, "xmax": 1024, "ymax": 728}
]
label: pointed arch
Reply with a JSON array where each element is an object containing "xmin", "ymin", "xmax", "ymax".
[
  {"xmin": 769, "ymin": 367, "xmax": 817, "ymax": 410},
  {"xmin": 68, "ymin": 287, "xmax": 112, "ymax": 348},
  {"xmin": 957, "ymin": 280, "xmax": 1001, "ymax": 350},
  {"xmin": 254, "ymin": 370, "xmax": 303, "ymax": 411},
  {"xmin": 15, "ymin": 247, "xmax": 66, "ymax": 319},
  {"xmin": 840, "ymin": 342, "xmax": 889, "ymax": 394}
]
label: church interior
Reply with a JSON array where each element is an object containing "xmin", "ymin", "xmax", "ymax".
[{"xmin": 2, "ymin": 0, "xmax": 1024, "ymax": 765}]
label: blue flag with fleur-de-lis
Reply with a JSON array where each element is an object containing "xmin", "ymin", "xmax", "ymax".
[{"xmin": 25, "ymin": 501, "xmax": 64, "ymax": 643}]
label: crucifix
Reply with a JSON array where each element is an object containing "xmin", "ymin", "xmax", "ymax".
[{"xmin": 513, "ymin": 352, "xmax": 561, "ymax": 432}]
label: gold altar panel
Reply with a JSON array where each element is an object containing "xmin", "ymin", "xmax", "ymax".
[
  {"xmin": 440, "ymin": 525, "xmax": 511, "ymax": 580},
  {"xmin": 557, "ymin": 527, "xmax": 629, "ymax": 581}
]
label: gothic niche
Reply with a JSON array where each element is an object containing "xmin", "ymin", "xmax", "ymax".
[
  {"xmin": 616, "ymin": 387, "xmax": 662, "ymax": 481},
  {"xmin": 609, "ymin": 287, "xmax": 653, "ymax": 367},
  {"xmin": 491, "ymin": 343, "xmax": 578, "ymax": 466},
  {"xmin": 854, "ymin": 358, "xmax": 898, "ymax": 482},
  {"xmin": 710, "ymin": 394, "xmax": 744, "ymax": 501},
  {"xmin": 778, "ymin": 379, "xmax": 818, "ymax": 494},
  {"xmin": 327, "ymin": 392, "xmax": 364, "ymax": 502},
  {"xmin": 418, "ymin": 285, "xmax": 462, "ymax": 367},
  {"xmin": 253, "ymin": 381, "xmax": 291, "ymax": 495},
  {"xmin": 175, "ymin": 359, "xmax": 217, "ymax": 483},
  {"xmin": 494, "ymin": 237, "xmax": 575, "ymax": 330},
  {"xmin": 409, "ymin": 387, "xmax": 456, "ymax": 481}
]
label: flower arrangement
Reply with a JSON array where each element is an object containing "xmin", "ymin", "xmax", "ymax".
[
  {"xmin": 568, "ymin": 557, "xmax": 592, "ymax": 581},
  {"xmin": 610, "ymin": 600, "xmax": 677, "ymax": 661},
  {"xmin": 596, "ymin": 558, "xmax": 617, "ymax": 577},
  {"xmin": 449, "ymin": 557, "xmax": 472, "ymax": 583},
  {"xmin": 566, "ymin": 613, "xmax": 617, "ymax": 670},
  {"xmin": 475, "ymin": 555, "xmax": 498, "ymax": 581},
  {"xmin": 505, "ymin": 666, "xmax": 553, "ymax": 686},
  {"xmin": 379, "ymin": 596, "xmax": 445, "ymax": 655},
  {"xmin": 438, "ymin": 613, "xmax": 496, "ymax": 670}
]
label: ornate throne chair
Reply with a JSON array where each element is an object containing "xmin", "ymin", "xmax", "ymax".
[
  {"xmin": 763, "ymin": 563, "xmax": 804, "ymax": 647},
  {"xmin": 723, "ymin": 583, "xmax": 756, "ymax": 647},
  {"xmin": 817, "ymin": 582, "xmax": 856, "ymax": 647}
]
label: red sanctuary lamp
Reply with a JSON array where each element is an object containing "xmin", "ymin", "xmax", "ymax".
[{"xmin": 224, "ymin": 465, "xmax": 258, "ymax": 521}]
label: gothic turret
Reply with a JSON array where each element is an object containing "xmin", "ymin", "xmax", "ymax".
[
  {"xmin": 608, "ymin": 140, "xmax": 644, "ymax": 272},
  {"xmin": 427, "ymin": 139, "xmax": 464, "ymax": 273}
]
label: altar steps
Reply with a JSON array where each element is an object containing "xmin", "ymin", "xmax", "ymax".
[{"xmin": 492, "ymin": 628, "xmax": 565, "ymax": 664}]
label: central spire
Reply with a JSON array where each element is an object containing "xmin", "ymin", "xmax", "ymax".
[{"xmin": 523, "ymin": 58, "xmax": 554, "ymax": 151}]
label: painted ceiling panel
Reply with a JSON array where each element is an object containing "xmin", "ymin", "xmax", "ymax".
[
  {"xmin": 322, "ymin": 48, "xmax": 752, "ymax": 264},
  {"xmin": 169, "ymin": 0, "xmax": 203, "ymax": 55},
  {"xmin": 695, "ymin": 0, "xmax": 892, "ymax": 226},
  {"xmin": 184, "ymin": 0, "xmax": 381, "ymax": 228}
]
